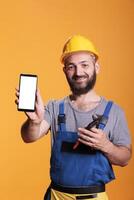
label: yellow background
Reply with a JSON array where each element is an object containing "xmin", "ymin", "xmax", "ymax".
[{"xmin": 0, "ymin": 0, "xmax": 134, "ymax": 199}]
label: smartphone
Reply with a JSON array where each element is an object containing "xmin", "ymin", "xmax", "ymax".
[{"xmin": 18, "ymin": 74, "xmax": 38, "ymax": 112}]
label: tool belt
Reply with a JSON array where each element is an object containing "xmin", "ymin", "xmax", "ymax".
[{"xmin": 50, "ymin": 182, "xmax": 105, "ymax": 194}]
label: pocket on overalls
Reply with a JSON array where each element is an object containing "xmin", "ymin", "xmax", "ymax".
[{"xmin": 95, "ymin": 152, "xmax": 115, "ymax": 184}]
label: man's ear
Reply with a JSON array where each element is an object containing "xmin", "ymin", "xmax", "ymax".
[
  {"xmin": 95, "ymin": 61, "xmax": 100, "ymax": 74},
  {"xmin": 63, "ymin": 66, "xmax": 66, "ymax": 73}
]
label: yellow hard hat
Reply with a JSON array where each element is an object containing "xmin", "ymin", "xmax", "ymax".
[{"xmin": 61, "ymin": 35, "xmax": 99, "ymax": 63}]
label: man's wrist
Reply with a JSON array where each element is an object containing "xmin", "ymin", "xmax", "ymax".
[
  {"xmin": 28, "ymin": 118, "xmax": 43, "ymax": 126},
  {"xmin": 102, "ymin": 140, "xmax": 114, "ymax": 154}
]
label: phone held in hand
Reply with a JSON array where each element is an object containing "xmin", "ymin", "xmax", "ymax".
[{"xmin": 18, "ymin": 74, "xmax": 38, "ymax": 112}]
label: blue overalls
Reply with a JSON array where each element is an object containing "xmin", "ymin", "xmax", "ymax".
[{"xmin": 44, "ymin": 101, "xmax": 115, "ymax": 199}]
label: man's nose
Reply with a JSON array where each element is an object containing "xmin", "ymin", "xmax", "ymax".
[{"xmin": 74, "ymin": 66, "xmax": 83, "ymax": 76}]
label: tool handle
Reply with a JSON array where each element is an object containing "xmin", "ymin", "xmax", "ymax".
[
  {"xmin": 73, "ymin": 141, "xmax": 80, "ymax": 150},
  {"xmin": 85, "ymin": 119, "xmax": 100, "ymax": 130}
]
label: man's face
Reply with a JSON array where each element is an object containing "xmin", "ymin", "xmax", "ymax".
[{"xmin": 63, "ymin": 52, "xmax": 99, "ymax": 95}]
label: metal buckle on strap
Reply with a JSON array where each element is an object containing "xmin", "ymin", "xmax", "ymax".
[
  {"xmin": 98, "ymin": 116, "xmax": 108, "ymax": 127},
  {"xmin": 76, "ymin": 194, "xmax": 97, "ymax": 199},
  {"xmin": 58, "ymin": 114, "xmax": 66, "ymax": 124},
  {"xmin": 51, "ymin": 182, "xmax": 105, "ymax": 194}
]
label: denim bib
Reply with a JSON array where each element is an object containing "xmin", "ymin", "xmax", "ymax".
[{"xmin": 50, "ymin": 101, "xmax": 115, "ymax": 187}]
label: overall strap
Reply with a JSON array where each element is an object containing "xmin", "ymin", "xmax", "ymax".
[
  {"xmin": 58, "ymin": 101, "xmax": 66, "ymax": 132},
  {"xmin": 98, "ymin": 101, "xmax": 113, "ymax": 130}
]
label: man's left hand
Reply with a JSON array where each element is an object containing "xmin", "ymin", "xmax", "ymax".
[{"xmin": 78, "ymin": 127, "xmax": 111, "ymax": 152}]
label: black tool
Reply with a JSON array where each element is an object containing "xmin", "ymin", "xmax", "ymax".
[
  {"xmin": 85, "ymin": 115, "xmax": 102, "ymax": 130},
  {"xmin": 73, "ymin": 115, "xmax": 103, "ymax": 150}
]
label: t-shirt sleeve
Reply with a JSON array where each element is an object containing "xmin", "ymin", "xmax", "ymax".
[
  {"xmin": 44, "ymin": 100, "xmax": 59, "ymax": 141},
  {"xmin": 111, "ymin": 107, "xmax": 131, "ymax": 147}
]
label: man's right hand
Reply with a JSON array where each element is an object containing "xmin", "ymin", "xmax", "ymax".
[
  {"xmin": 15, "ymin": 88, "xmax": 50, "ymax": 142},
  {"xmin": 15, "ymin": 88, "xmax": 44, "ymax": 124}
]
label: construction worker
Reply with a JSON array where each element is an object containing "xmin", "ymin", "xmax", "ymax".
[{"xmin": 15, "ymin": 35, "xmax": 132, "ymax": 200}]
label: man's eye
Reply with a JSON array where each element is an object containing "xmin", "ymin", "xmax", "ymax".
[
  {"xmin": 82, "ymin": 64, "xmax": 88, "ymax": 68},
  {"xmin": 66, "ymin": 65, "xmax": 75, "ymax": 70}
]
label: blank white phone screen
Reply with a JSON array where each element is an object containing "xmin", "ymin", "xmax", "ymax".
[{"xmin": 18, "ymin": 75, "xmax": 37, "ymax": 110}]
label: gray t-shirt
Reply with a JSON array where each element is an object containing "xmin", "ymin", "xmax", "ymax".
[{"xmin": 44, "ymin": 96, "xmax": 131, "ymax": 147}]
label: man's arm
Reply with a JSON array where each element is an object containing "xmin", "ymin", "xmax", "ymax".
[
  {"xmin": 103, "ymin": 142, "xmax": 132, "ymax": 167},
  {"xmin": 77, "ymin": 127, "xmax": 132, "ymax": 167},
  {"xmin": 15, "ymin": 88, "xmax": 50, "ymax": 143},
  {"xmin": 21, "ymin": 119, "xmax": 50, "ymax": 143}
]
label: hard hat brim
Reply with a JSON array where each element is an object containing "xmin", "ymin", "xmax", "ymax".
[{"xmin": 61, "ymin": 50, "xmax": 98, "ymax": 64}]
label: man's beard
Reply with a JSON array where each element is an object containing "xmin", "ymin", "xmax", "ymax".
[{"xmin": 66, "ymin": 69, "xmax": 96, "ymax": 95}]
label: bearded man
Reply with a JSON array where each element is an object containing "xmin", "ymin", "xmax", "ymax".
[{"xmin": 15, "ymin": 35, "xmax": 131, "ymax": 200}]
